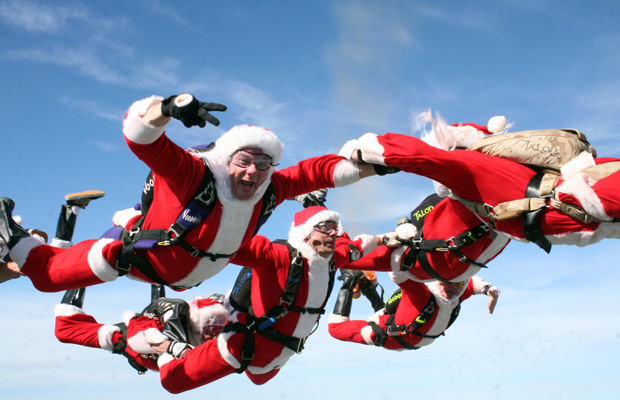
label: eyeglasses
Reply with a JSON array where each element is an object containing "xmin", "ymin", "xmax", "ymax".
[
  {"xmin": 230, "ymin": 150, "xmax": 275, "ymax": 171},
  {"xmin": 314, "ymin": 221, "xmax": 338, "ymax": 234}
]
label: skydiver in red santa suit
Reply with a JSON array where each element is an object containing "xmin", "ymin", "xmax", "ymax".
[
  {"xmin": 0, "ymin": 190, "xmax": 104, "ymax": 283},
  {"xmin": 54, "ymin": 287, "xmax": 229, "ymax": 374},
  {"xmin": 328, "ymin": 270, "xmax": 499, "ymax": 350},
  {"xmin": 0, "ymin": 94, "xmax": 375, "ymax": 292},
  {"xmin": 340, "ymin": 111, "xmax": 620, "ymax": 253},
  {"xmin": 153, "ymin": 206, "xmax": 396, "ymax": 393},
  {"xmin": 328, "ymin": 116, "xmax": 511, "ymax": 284}
]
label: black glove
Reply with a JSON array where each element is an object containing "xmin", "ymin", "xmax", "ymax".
[
  {"xmin": 295, "ymin": 189, "xmax": 327, "ymax": 207},
  {"xmin": 373, "ymin": 164, "xmax": 401, "ymax": 176},
  {"xmin": 161, "ymin": 94, "xmax": 227, "ymax": 128}
]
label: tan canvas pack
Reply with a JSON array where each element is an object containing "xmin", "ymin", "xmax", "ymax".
[
  {"xmin": 468, "ymin": 128, "xmax": 597, "ymax": 172},
  {"xmin": 458, "ymin": 162, "xmax": 620, "ymax": 224}
]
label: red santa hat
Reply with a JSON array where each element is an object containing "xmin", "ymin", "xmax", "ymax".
[
  {"xmin": 450, "ymin": 115, "xmax": 507, "ymax": 135},
  {"xmin": 420, "ymin": 111, "xmax": 508, "ymax": 150},
  {"xmin": 288, "ymin": 206, "xmax": 343, "ymax": 245},
  {"xmin": 188, "ymin": 294, "xmax": 229, "ymax": 335},
  {"xmin": 212, "ymin": 124, "xmax": 284, "ymax": 165}
]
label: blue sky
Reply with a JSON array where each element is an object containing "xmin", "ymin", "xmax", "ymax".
[{"xmin": 2, "ymin": 1, "xmax": 620, "ymax": 399}]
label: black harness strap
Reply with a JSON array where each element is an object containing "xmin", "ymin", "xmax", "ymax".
[
  {"xmin": 400, "ymin": 194, "xmax": 491, "ymax": 283},
  {"xmin": 400, "ymin": 223, "xmax": 490, "ymax": 283},
  {"xmin": 522, "ymin": 173, "xmax": 553, "ymax": 253},
  {"xmin": 222, "ymin": 320, "xmax": 256, "ymax": 374},
  {"xmin": 224, "ymin": 240, "xmax": 337, "ymax": 373},
  {"xmin": 114, "ymin": 158, "xmax": 276, "ymax": 288},
  {"xmin": 375, "ymin": 294, "xmax": 462, "ymax": 349},
  {"xmin": 111, "ymin": 322, "xmax": 153, "ymax": 374}
]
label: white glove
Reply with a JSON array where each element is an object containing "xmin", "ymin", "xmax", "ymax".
[
  {"xmin": 378, "ymin": 231, "xmax": 401, "ymax": 247},
  {"xmin": 167, "ymin": 341, "xmax": 193, "ymax": 359},
  {"xmin": 378, "ymin": 223, "xmax": 418, "ymax": 247}
]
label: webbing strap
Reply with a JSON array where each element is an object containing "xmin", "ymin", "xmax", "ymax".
[
  {"xmin": 222, "ymin": 321, "xmax": 255, "ymax": 374},
  {"xmin": 522, "ymin": 173, "xmax": 553, "ymax": 253}
]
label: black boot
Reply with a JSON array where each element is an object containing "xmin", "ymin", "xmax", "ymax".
[
  {"xmin": 0, "ymin": 197, "xmax": 32, "ymax": 255},
  {"xmin": 56, "ymin": 204, "xmax": 78, "ymax": 242},
  {"xmin": 61, "ymin": 287, "xmax": 86, "ymax": 308},
  {"xmin": 55, "ymin": 190, "xmax": 105, "ymax": 242},
  {"xmin": 333, "ymin": 269, "xmax": 363, "ymax": 317},
  {"xmin": 358, "ymin": 276, "xmax": 385, "ymax": 312}
]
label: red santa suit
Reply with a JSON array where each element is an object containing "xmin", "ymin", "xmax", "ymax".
[
  {"xmin": 328, "ymin": 273, "xmax": 493, "ymax": 350},
  {"xmin": 10, "ymin": 96, "xmax": 363, "ymax": 292},
  {"xmin": 347, "ymin": 114, "xmax": 620, "ymax": 249},
  {"xmin": 54, "ymin": 294, "xmax": 228, "ymax": 373},
  {"xmin": 54, "ymin": 303, "xmax": 160, "ymax": 372},
  {"xmin": 346, "ymin": 195, "xmax": 509, "ymax": 282},
  {"xmin": 157, "ymin": 206, "xmax": 379, "ymax": 393}
]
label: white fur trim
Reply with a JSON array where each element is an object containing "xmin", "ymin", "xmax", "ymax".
[
  {"xmin": 54, "ymin": 303, "xmax": 85, "ymax": 318},
  {"xmin": 50, "ymin": 238, "xmax": 72, "ymax": 249},
  {"xmin": 473, "ymin": 231, "xmax": 510, "ymax": 264},
  {"xmin": 360, "ymin": 325, "xmax": 376, "ymax": 345},
  {"xmin": 353, "ymin": 234, "xmax": 378, "ymax": 255},
  {"xmin": 557, "ymin": 173, "xmax": 611, "ymax": 221},
  {"xmin": 389, "ymin": 270, "xmax": 409, "ymax": 284},
  {"xmin": 167, "ymin": 158, "xmax": 267, "ymax": 287},
  {"xmin": 426, "ymin": 281, "xmax": 466, "ymax": 305},
  {"xmin": 557, "ymin": 152, "xmax": 611, "ymax": 221},
  {"xmin": 338, "ymin": 139, "xmax": 360, "ymax": 159},
  {"xmin": 188, "ymin": 298, "xmax": 229, "ymax": 340},
  {"xmin": 470, "ymin": 275, "xmax": 485, "ymax": 294},
  {"xmin": 9, "ymin": 236, "xmax": 44, "ymax": 268},
  {"xmin": 87, "ymin": 238, "xmax": 119, "ymax": 282},
  {"xmin": 217, "ymin": 321, "xmax": 242, "ymax": 369},
  {"xmin": 487, "ymin": 116, "xmax": 507, "ymax": 133},
  {"xmin": 210, "ymin": 124, "xmax": 284, "ymax": 165},
  {"xmin": 122, "ymin": 310, "xmax": 138, "ymax": 326},
  {"xmin": 333, "ymin": 159, "xmax": 361, "ymax": 187},
  {"xmin": 122, "ymin": 95, "xmax": 167, "ymax": 145},
  {"xmin": 560, "ymin": 151, "xmax": 596, "ymax": 178},
  {"xmin": 357, "ymin": 133, "xmax": 386, "ymax": 165},
  {"xmin": 433, "ymin": 181, "xmax": 453, "ymax": 198},
  {"xmin": 112, "ymin": 207, "xmax": 142, "ymax": 228},
  {"xmin": 288, "ymin": 209, "xmax": 341, "ymax": 247},
  {"xmin": 99, "ymin": 324, "xmax": 121, "ymax": 351},
  {"xmin": 328, "ymin": 313, "xmax": 350, "ymax": 324},
  {"xmin": 157, "ymin": 352, "xmax": 174, "ymax": 367}
]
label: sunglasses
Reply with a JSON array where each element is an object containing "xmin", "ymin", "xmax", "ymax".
[
  {"xmin": 314, "ymin": 221, "xmax": 338, "ymax": 234},
  {"xmin": 230, "ymin": 150, "xmax": 275, "ymax": 171}
]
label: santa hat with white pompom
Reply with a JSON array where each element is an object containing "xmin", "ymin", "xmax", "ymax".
[{"xmin": 419, "ymin": 111, "xmax": 509, "ymax": 151}]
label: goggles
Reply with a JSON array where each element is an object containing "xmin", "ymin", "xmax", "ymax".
[
  {"xmin": 230, "ymin": 150, "xmax": 275, "ymax": 171},
  {"xmin": 313, "ymin": 220, "xmax": 338, "ymax": 234},
  {"xmin": 202, "ymin": 324, "xmax": 225, "ymax": 337}
]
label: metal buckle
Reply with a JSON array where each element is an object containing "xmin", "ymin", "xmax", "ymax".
[
  {"xmin": 166, "ymin": 225, "xmax": 181, "ymax": 240},
  {"xmin": 129, "ymin": 226, "xmax": 141, "ymax": 237},
  {"xmin": 296, "ymin": 337, "xmax": 306, "ymax": 354}
]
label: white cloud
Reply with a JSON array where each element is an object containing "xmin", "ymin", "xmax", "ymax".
[{"xmin": 0, "ymin": 0, "xmax": 90, "ymax": 33}]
